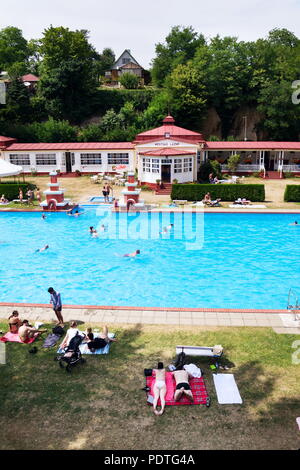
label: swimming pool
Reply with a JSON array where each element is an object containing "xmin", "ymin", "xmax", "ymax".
[{"xmin": 0, "ymin": 210, "xmax": 299, "ymax": 310}]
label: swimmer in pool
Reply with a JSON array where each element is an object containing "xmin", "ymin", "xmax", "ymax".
[
  {"xmin": 289, "ymin": 221, "xmax": 299, "ymax": 225},
  {"xmin": 89, "ymin": 226, "xmax": 97, "ymax": 234},
  {"xmin": 160, "ymin": 224, "xmax": 174, "ymax": 234},
  {"xmin": 123, "ymin": 249, "xmax": 140, "ymax": 257},
  {"xmin": 100, "ymin": 224, "xmax": 107, "ymax": 232},
  {"xmin": 35, "ymin": 244, "xmax": 49, "ymax": 253},
  {"xmin": 41, "ymin": 213, "xmax": 46, "ymax": 220}
]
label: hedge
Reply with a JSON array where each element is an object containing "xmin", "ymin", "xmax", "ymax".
[
  {"xmin": 284, "ymin": 185, "xmax": 300, "ymax": 202},
  {"xmin": 0, "ymin": 182, "xmax": 36, "ymax": 201},
  {"xmin": 171, "ymin": 184, "xmax": 265, "ymax": 202}
]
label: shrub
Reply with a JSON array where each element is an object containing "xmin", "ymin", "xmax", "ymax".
[
  {"xmin": 198, "ymin": 160, "xmax": 221, "ymax": 182},
  {"xmin": 283, "ymin": 172, "xmax": 293, "ymax": 178},
  {"xmin": 119, "ymin": 72, "xmax": 140, "ymax": 89},
  {"xmin": 284, "ymin": 185, "xmax": 300, "ymax": 202},
  {"xmin": 171, "ymin": 184, "xmax": 265, "ymax": 202},
  {"xmin": 227, "ymin": 153, "xmax": 241, "ymax": 172},
  {"xmin": 0, "ymin": 182, "xmax": 36, "ymax": 201}
]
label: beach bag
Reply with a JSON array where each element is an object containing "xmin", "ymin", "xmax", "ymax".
[{"xmin": 52, "ymin": 325, "xmax": 64, "ymax": 336}]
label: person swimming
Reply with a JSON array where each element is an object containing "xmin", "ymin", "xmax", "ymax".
[
  {"xmin": 123, "ymin": 249, "xmax": 140, "ymax": 257},
  {"xmin": 160, "ymin": 224, "xmax": 174, "ymax": 234},
  {"xmin": 289, "ymin": 221, "xmax": 299, "ymax": 225},
  {"xmin": 41, "ymin": 213, "xmax": 46, "ymax": 220},
  {"xmin": 35, "ymin": 244, "xmax": 49, "ymax": 253},
  {"xmin": 100, "ymin": 224, "xmax": 107, "ymax": 232}
]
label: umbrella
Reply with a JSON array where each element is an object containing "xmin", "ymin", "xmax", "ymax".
[{"xmin": 0, "ymin": 158, "xmax": 23, "ymax": 177}]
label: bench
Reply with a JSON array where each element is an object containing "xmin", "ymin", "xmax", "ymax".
[{"xmin": 176, "ymin": 345, "xmax": 223, "ymax": 358}]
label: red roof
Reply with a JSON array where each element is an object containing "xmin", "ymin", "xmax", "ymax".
[
  {"xmin": 6, "ymin": 142, "xmax": 134, "ymax": 151},
  {"xmin": 205, "ymin": 141, "xmax": 300, "ymax": 150},
  {"xmin": 139, "ymin": 148, "xmax": 195, "ymax": 157},
  {"xmin": 134, "ymin": 116, "xmax": 205, "ymax": 144},
  {"xmin": 0, "ymin": 135, "xmax": 17, "ymax": 149},
  {"xmin": 21, "ymin": 74, "xmax": 39, "ymax": 82}
]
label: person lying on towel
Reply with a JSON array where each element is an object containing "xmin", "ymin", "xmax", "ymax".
[
  {"xmin": 152, "ymin": 362, "xmax": 167, "ymax": 416},
  {"xmin": 172, "ymin": 369, "xmax": 194, "ymax": 402},
  {"xmin": 85, "ymin": 325, "xmax": 117, "ymax": 353}
]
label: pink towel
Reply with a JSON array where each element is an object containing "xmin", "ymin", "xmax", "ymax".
[{"xmin": 0, "ymin": 332, "xmax": 36, "ymax": 344}]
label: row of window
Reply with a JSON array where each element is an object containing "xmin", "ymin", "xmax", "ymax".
[
  {"xmin": 142, "ymin": 157, "xmax": 193, "ymax": 174},
  {"xmin": 9, "ymin": 153, "xmax": 130, "ymax": 166}
]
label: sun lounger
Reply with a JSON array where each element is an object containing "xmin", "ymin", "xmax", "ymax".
[
  {"xmin": 173, "ymin": 200, "xmax": 188, "ymax": 205},
  {"xmin": 176, "ymin": 344, "xmax": 223, "ymax": 358}
]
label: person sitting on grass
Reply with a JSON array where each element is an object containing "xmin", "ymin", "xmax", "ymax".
[
  {"xmin": 152, "ymin": 362, "xmax": 167, "ymax": 416},
  {"xmin": 0, "ymin": 194, "xmax": 8, "ymax": 204},
  {"xmin": 202, "ymin": 192, "xmax": 212, "ymax": 205},
  {"xmin": 85, "ymin": 325, "xmax": 116, "ymax": 353},
  {"xmin": 60, "ymin": 321, "xmax": 84, "ymax": 349},
  {"xmin": 172, "ymin": 368, "xmax": 194, "ymax": 402},
  {"xmin": 18, "ymin": 320, "xmax": 47, "ymax": 343},
  {"xmin": 8, "ymin": 310, "xmax": 22, "ymax": 334}
]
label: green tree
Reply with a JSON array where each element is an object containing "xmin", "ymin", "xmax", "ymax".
[
  {"xmin": 0, "ymin": 27, "xmax": 28, "ymax": 70},
  {"xmin": 166, "ymin": 62, "xmax": 207, "ymax": 128},
  {"xmin": 94, "ymin": 47, "xmax": 115, "ymax": 82},
  {"xmin": 1, "ymin": 78, "xmax": 32, "ymax": 122},
  {"xmin": 119, "ymin": 72, "xmax": 140, "ymax": 89},
  {"xmin": 151, "ymin": 25, "xmax": 205, "ymax": 87},
  {"xmin": 38, "ymin": 26, "xmax": 97, "ymax": 122}
]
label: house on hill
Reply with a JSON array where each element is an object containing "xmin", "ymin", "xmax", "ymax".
[{"xmin": 105, "ymin": 49, "xmax": 148, "ymax": 86}]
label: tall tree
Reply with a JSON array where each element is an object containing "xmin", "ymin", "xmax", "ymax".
[
  {"xmin": 0, "ymin": 27, "xmax": 28, "ymax": 71},
  {"xmin": 38, "ymin": 26, "xmax": 98, "ymax": 122},
  {"xmin": 151, "ymin": 26, "xmax": 205, "ymax": 87}
]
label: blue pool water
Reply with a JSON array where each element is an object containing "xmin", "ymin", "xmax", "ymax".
[{"xmin": 0, "ymin": 210, "xmax": 299, "ymax": 309}]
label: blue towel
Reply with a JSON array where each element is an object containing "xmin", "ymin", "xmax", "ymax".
[{"xmin": 57, "ymin": 333, "xmax": 115, "ymax": 355}]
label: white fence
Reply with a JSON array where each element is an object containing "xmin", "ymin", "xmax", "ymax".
[
  {"xmin": 221, "ymin": 164, "xmax": 260, "ymax": 172},
  {"xmin": 282, "ymin": 165, "xmax": 300, "ymax": 172}
]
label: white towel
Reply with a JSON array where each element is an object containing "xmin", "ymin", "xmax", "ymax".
[
  {"xmin": 213, "ymin": 373, "xmax": 243, "ymax": 404},
  {"xmin": 183, "ymin": 363, "xmax": 202, "ymax": 378}
]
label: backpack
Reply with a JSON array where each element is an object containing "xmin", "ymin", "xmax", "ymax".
[{"xmin": 52, "ymin": 325, "xmax": 65, "ymax": 336}]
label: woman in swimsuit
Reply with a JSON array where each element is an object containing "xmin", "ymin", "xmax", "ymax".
[
  {"xmin": 8, "ymin": 311, "xmax": 22, "ymax": 334},
  {"xmin": 152, "ymin": 362, "xmax": 167, "ymax": 416}
]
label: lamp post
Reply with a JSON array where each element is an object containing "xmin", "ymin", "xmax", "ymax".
[{"xmin": 243, "ymin": 116, "xmax": 247, "ymax": 141}]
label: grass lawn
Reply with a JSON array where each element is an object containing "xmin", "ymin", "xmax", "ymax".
[{"xmin": 0, "ymin": 321, "xmax": 299, "ymax": 450}]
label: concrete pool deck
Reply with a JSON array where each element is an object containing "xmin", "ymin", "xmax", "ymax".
[{"xmin": 0, "ymin": 304, "xmax": 299, "ymax": 334}]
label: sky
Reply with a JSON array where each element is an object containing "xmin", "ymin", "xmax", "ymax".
[{"xmin": 1, "ymin": 0, "xmax": 300, "ymax": 68}]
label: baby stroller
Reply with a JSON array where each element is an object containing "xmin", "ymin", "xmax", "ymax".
[{"xmin": 56, "ymin": 332, "xmax": 86, "ymax": 373}]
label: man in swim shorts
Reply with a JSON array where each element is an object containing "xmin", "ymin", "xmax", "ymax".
[
  {"xmin": 172, "ymin": 369, "xmax": 194, "ymax": 402},
  {"xmin": 18, "ymin": 320, "xmax": 46, "ymax": 342},
  {"xmin": 152, "ymin": 362, "xmax": 167, "ymax": 416}
]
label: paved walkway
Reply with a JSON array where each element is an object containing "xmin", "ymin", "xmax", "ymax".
[{"xmin": 1, "ymin": 305, "xmax": 299, "ymax": 334}]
